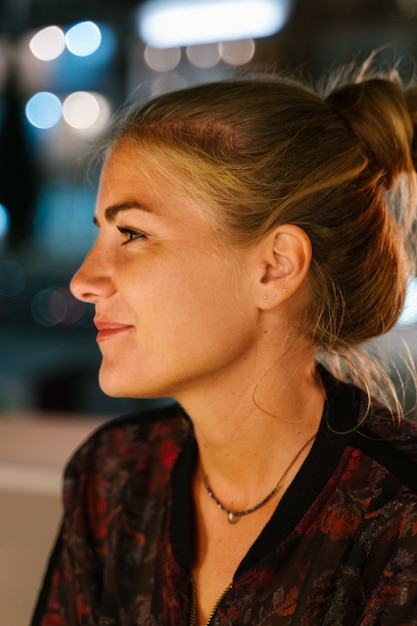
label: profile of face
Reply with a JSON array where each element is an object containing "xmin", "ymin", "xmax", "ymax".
[{"xmin": 70, "ymin": 140, "xmax": 265, "ymax": 401}]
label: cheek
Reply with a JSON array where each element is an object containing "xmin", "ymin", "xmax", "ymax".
[{"xmin": 116, "ymin": 247, "xmax": 251, "ymax": 342}]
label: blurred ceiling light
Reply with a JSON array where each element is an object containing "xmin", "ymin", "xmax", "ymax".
[
  {"xmin": 138, "ymin": 0, "xmax": 291, "ymax": 48},
  {"xmin": 29, "ymin": 26, "xmax": 65, "ymax": 61},
  {"xmin": 25, "ymin": 92, "xmax": 62, "ymax": 129},
  {"xmin": 186, "ymin": 43, "xmax": 220, "ymax": 68},
  {"xmin": 62, "ymin": 91, "xmax": 100, "ymax": 129},
  {"xmin": 144, "ymin": 45, "xmax": 181, "ymax": 71},
  {"xmin": 219, "ymin": 39, "xmax": 255, "ymax": 65},
  {"xmin": 65, "ymin": 21, "xmax": 102, "ymax": 57}
]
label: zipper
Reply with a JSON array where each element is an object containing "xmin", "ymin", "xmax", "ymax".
[{"xmin": 189, "ymin": 578, "xmax": 233, "ymax": 626}]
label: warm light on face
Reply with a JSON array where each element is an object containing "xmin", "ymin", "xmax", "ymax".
[{"xmin": 138, "ymin": 0, "xmax": 291, "ymax": 47}]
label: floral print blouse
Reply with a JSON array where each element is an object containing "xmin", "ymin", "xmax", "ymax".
[{"xmin": 31, "ymin": 369, "xmax": 417, "ymax": 625}]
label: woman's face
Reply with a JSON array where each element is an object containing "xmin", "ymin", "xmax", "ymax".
[{"xmin": 70, "ymin": 141, "xmax": 260, "ymax": 400}]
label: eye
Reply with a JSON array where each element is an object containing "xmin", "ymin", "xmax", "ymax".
[{"xmin": 117, "ymin": 226, "xmax": 148, "ymax": 244}]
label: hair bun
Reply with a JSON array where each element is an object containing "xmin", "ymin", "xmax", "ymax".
[{"xmin": 326, "ymin": 79, "xmax": 414, "ymax": 188}]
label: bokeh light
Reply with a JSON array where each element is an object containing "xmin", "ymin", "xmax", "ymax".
[
  {"xmin": 29, "ymin": 26, "xmax": 66, "ymax": 61},
  {"xmin": 0, "ymin": 204, "xmax": 10, "ymax": 239},
  {"xmin": 25, "ymin": 92, "xmax": 62, "ymax": 129},
  {"xmin": 219, "ymin": 39, "xmax": 255, "ymax": 65},
  {"xmin": 65, "ymin": 21, "xmax": 102, "ymax": 57},
  {"xmin": 63, "ymin": 91, "xmax": 100, "ymax": 129},
  {"xmin": 186, "ymin": 43, "xmax": 220, "ymax": 68},
  {"xmin": 31, "ymin": 287, "xmax": 85, "ymax": 326},
  {"xmin": 144, "ymin": 45, "xmax": 181, "ymax": 72}
]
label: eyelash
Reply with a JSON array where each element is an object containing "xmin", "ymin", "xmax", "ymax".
[{"xmin": 117, "ymin": 226, "xmax": 148, "ymax": 244}]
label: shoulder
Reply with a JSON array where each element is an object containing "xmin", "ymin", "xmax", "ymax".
[
  {"xmin": 354, "ymin": 403, "xmax": 417, "ymax": 494},
  {"xmin": 63, "ymin": 402, "xmax": 192, "ymax": 498},
  {"xmin": 322, "ymin": 366, "xmax": 417, "ymax": 494}
]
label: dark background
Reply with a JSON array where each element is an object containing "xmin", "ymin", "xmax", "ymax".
[{"xmin": 1, "ymin": 0, "xmax": 417, "ymax": 418}]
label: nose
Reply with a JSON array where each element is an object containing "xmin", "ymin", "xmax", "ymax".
[{"xmin": 70, "ymin": 243, "xmax": 115, "ymax": 303}]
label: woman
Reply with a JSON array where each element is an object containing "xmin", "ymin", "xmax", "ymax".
[{"xmin": 32, "ymin": 61, "xmax": 417, "ymax": 625}]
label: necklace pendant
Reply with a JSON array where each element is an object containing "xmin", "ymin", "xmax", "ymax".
[{"xmin": 228, "ymin": 512, "xmax": 238, "ymax": 524}]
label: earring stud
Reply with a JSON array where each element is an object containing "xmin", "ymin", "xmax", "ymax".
[{"xmin": 264, "ymin": 289, "xmax": 286, "ymax": 299}]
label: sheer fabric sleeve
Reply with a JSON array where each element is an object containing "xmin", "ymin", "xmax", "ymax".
[{"xmin": 30, "ymin": 440, "xmax": 106, "ymax": 626}]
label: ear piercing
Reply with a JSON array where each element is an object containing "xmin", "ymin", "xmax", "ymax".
[{"xmin": 263, "ymin": 288, "xmax": 287, "ymax": 299}]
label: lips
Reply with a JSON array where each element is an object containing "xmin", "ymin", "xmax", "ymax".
[{"xmin": 94, "ymin": 319, "xmax": 133, "ymax": 342}]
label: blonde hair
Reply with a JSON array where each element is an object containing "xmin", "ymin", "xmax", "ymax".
[{"xmin": 104, "ymin": 59, "xmax": 417, "ymax": 416}]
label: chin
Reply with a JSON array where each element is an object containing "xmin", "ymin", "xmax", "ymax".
[
  {"xmin": 98, "ymin": 369, "xmax": 160, "ymax": 400},
  {"xmin": 98, "ymin": 369, "xmax": 133, "ymax": 398}
]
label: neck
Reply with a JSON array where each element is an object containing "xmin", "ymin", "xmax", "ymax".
[{"xmin": 178, "ymin": 357, "xmax": 324, "ymax": 509}]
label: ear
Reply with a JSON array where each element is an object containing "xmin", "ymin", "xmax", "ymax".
[{"xmin": 254, "ymin": 224, "xmax": 312, "ymax": 310}]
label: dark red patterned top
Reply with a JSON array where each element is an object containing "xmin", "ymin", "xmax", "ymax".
[{"xmin": 31, "ymin": 369, "xmax": 417, "ymax": 625}]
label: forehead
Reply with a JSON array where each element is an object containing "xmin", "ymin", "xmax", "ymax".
[
  {"xmin": 100, "ymin": 140, "xmax": 163, "ymax": 191},
  {"xmin": 98, "ymin": 141, "xmax": 179, "ymax": 209},
  {"xmin": 96, "ymin": 140, "xmax": 218, "ymax": 229}
]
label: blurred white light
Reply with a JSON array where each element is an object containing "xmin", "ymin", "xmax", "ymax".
[
  {"xmin": 398, "ymin": 277, "xmax": 417, "ymax": 325},
  {"xmin": 83, "ymin": 93, "xmax": 112, "ymax": 136},
  {"xmin": 65, "ymin": 21, "xmax": 102, "ymax": 57},
  {"xmin": 29, "ymin": 25, "xmax": 66, "ymax": 61},
  {"xmin": 219, "ymin": 38, "xmax": 255, "ymax": 65},
  {"xmin": 186, "ymin": 43, "xmax": 220, "ymax": 68},
  {"xmin": 144, "ymin": 45, "xmax": 181, "ymax": 72},
  {"xmin": 63, "ymin": 91, "xmax": 100, "ymax": 129},
  {"xmin": 0, "ymin": 204, "xmax": 10, "ymax": 238},
  {"xmin": 25, "ymin": 92, "xmax": 62, "ymax": 129},
  {"xmin": 138, "ymin": 0, "xmax": 291, "ymax": 47}
]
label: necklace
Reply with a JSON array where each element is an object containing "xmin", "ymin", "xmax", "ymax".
[{"xmin": 202, "ymin": 433, "xmax": 316, "ymax": 524}]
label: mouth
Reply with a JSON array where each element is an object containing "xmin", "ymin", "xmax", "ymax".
[{"xmin": 94, "ymin": 319, "xmax": 134, "ymax": 342}]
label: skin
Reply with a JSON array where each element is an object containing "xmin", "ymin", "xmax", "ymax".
[
  {"xmin": 71, "ymin": 143, "xmax": 264, "ymax": 402},
  {"xmin": 70, "ymin": 139, "xmax": 325, "ymax": 624}
]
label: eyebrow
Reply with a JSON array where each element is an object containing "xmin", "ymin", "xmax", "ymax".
[{"xmin": 93, "ymin": 201, "xmax": 152, "ymax": 226}]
